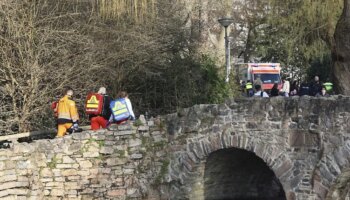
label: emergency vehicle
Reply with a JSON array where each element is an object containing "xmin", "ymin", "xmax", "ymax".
[{"xmin": 236, "ymin": 63, "xmax": 282, "ymax": 91}]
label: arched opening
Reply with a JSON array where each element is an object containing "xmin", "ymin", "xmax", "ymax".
[{"xmin": 204, "ymin": 148, "xmax": 286, "ymax": 200}]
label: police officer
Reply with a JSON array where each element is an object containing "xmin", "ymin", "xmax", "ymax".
[
  {"xmin": 246, "ymin": 80, "xmax": 254, "ymax": 97},
  {"xmin": 323, "ymin": 82, "xmax": 333, "ymax": 94},
  {"xmin": 310, "ymin": 76, "xmax": 323, "ymax": 96}
]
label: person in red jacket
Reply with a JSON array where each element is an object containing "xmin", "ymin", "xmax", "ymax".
[{"xmin": 89, "ymin": 87, "xmax": 112, "ymax": 130}]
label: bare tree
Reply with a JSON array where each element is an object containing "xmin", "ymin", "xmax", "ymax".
[
  {"xmin": 0, "ymin": 0, "xmax": 98, "ymax": 134},
  {"xmin": 0, "ymin": 0, "xmax": 237, "ymax": 136}
]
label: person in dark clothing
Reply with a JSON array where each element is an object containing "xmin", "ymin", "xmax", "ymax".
[
  {"xmin": 240, "ymin": 80, "xmax": 246, "ymax": 91},
  {"xmin": 289, "ymin": 80, "xmax": 298, "ymax": 96},
  {"xmin": 290, "ymin": 88, "xmax": 298, "ymax": 96},
  {"xmin": 316, "ymin": 87, "xmax": 330, "ymax": 97},
  {"xmin": 270, "ymin": 83, "xmax": 280, "ymax": 97},
  {"xmin": 309, "ymin": 76, "xmax": 323, "ymax": 96},
  {"xmin": 290, "ymin": 80, "xmax": 299, "ymax": 93},
  {"xmin": 299, "ymin": 81, "xmax": 310, "ymax": 96},
  {"xmin": 246, "ymin": 80, "xmax": 254, "ymax": 97}
]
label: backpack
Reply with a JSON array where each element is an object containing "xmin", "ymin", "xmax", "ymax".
[
  {"xmin": 110, "ymin": 98, "xmax": 130, "ymax": 122},
  {"xmin": 85, "ymin": 93, "xmax": 104, "ymax": 115},
  {"xmin": 51, "ymin": 101, "xmax": 59, "ymax": 117}
]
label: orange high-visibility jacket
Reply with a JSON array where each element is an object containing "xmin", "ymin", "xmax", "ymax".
[{"xmin": 57, "ymin": 95, "xmax": 79, "ymax": 124}]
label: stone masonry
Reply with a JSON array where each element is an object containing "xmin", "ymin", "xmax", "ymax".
[{"xmin": 0, "ymin": 96, "xmax": 350, "ymax": 200}]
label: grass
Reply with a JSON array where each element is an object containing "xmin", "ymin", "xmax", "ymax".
[{"xmin": 133, "ymin": 119, "xmax": 144, "ymax": 127}]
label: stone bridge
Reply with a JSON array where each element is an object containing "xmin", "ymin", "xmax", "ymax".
[{"xmin": 0, "ymin": 96, "xmax": 350, "ymax": 200}]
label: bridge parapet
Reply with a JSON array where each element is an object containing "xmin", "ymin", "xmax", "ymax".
[
  {"xmin": 162, "ymin": 96, "xmax": 350, "ymax": 200},
  {"xmin": 0, "ymin": 120, "xmax": 170, "ymax": 199},
  {"xmin": 0, "ymin": 96, "xmax": 349, "ymax": 200}
]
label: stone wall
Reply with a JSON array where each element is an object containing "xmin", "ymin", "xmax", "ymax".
[
  {"xmin": 0, "ymin": 119, "xmax": 168, "ymax": 200},
  {"xmin": 1, "ymin": 96, "xmax": 350, "ymax": 200},
  {"xmin": 162, "ymin": 96, "xmax": 350, "ymax": 200}
]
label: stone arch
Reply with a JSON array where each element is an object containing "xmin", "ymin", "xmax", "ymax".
[
  {"xmin": 165, "ymin": 128, "xmax": 295, "ymax": 199},
  {"xmin": 313, "ymin": 140, "xmax": 350, "ymax": 200},
  {"xmin": 159, "ymin": 97, "xmax": 350, "ymax": 199},
  {"xmin": 204, "ymin": 148, "xmax": 286, "ymax": 200}
]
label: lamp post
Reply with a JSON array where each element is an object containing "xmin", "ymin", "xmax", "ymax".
[{"xmin": 218, "ymin": 17, "xmax": 234, "ymax": 83}]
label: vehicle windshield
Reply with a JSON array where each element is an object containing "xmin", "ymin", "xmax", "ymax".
[{"xmin": 254, "ymin": 74, "xmax": 280, "ymax": 84}]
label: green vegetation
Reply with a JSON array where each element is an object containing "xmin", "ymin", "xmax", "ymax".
[
  {"xmin": 261, "ymin": 0, "xmax": 343, "ymax": 79},
  {"xmin": 141, "ymin": 135, "xmax": 168, "ymax": 152},
  {"xmin": 132, "ymin": 133, "xmax": 137, "ymax": 139},
  {"xmin": 133, "ymin": 119, "xmax": 144, "ymax": 127},
  {"xmin": 96, "ymin": 154, "xmax": 104, "ymax": 160},
  {"xmin": 116, "ymin": 150, "xmax": 127, "ymax": 158},
  {"xmin": 97, "ymin": 140, "xmax": 105, "ymax": 148},
  {"xmin": 80, "ymin": 138, "xmax": 104, "ymax": 154},
  {"xmin": 153, "ymin": 159, "xmax": 170, "ymax": 186},
  {"xmin": 141, "ymin": 136, "xmax": 149, "ymax": 147},
  {"xmin": 201, "ymin": 116, "xmax": 215, "ymax": 125},
  {"xmin": 87, "ymin": 138, "xmax": 106, "ymax": 148},
  {"xmin": 153, "ymin": 141, "xmax": 167, "ymax": 150},
  {"xmin": 48, "ymin": 155, "xmax": 59, "ymax": 169},
  {"xmin": 157, "ymin": 121, "xmax": 165, "ymax": 131},
  {"xmin": 175, "ymin": 134, "xmax": 188, "ymax": 145}
]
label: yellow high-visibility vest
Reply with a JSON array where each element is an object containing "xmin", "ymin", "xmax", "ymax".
[
  {"xmin": 246, "ymin": 83, "xmax": 253, "ymax": 90},
  {"xmin": 323, "ymin": 82, "xmax": 333, "ymax": 91}
]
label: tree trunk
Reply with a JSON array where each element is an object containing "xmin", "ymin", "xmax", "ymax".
[
  {"xmin": 333, "ymin": 0, "xmax": 350, "ymax": 95},
  {"xmin": 244, "ymin": 24, "xmax": 253, "ymax": 63}
]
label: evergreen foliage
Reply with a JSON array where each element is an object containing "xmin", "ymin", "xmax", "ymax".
[{"xmin": 307, "ymin": 54, "xmax": 332, "ymax": 82}]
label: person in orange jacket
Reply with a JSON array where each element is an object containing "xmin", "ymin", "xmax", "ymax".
[{"xmin": 57, "ymin": 87, "xmax": 80, "ymax": 137}]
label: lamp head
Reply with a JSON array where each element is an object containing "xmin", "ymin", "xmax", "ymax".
[{"xmin": 218, "ymin": 17, "xmax": 234, "ymax": 27}]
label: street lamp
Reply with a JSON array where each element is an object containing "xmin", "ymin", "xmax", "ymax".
[{"xmin": 218, "ymin": 17, "xmax": 234, "ymax": 83}]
